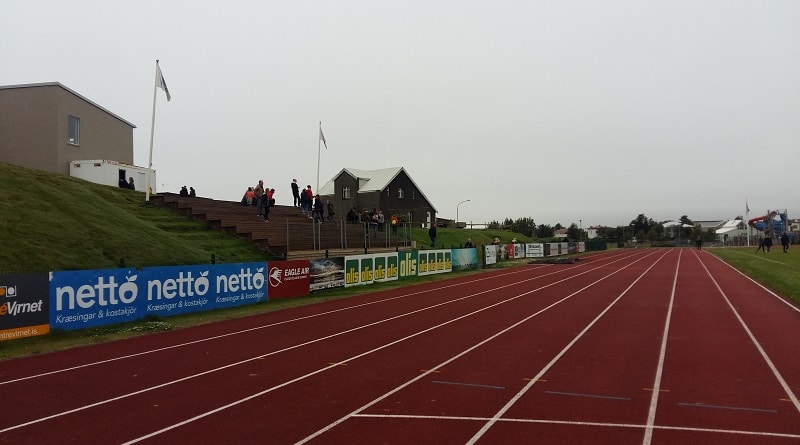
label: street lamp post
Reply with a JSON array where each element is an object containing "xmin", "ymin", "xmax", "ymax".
[{"xmin": 456, "ymin": 199, "xmax": 470, "ymax": 228}]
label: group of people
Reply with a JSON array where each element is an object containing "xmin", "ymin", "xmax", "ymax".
[
  {"xmin": 240, "ymin": 179, "xmax": 478, "ymax": 239},
  {"xmin": 179, "ymin": 185, "xmax": 196, "ymax": 197},
  {"xmin": 289, "ymin": 180, "xmax": 338, "ymax": 224},
  {"xmin": 242, "ymin": 180, "xmax": 275, "ymax": 221},
  {"xmin": 343, "ymin": 207, "xmax": 401, "ymax": 237},
  {"xmin": 756, "ymin": 232, "xmax": 791, "ymax": 253}
]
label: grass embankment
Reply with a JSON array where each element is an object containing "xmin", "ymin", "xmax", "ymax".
[{"xmin": 0, "ymin": 163, "xmax": 269, "ymax": 271}]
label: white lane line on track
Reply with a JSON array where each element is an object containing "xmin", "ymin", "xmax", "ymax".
[
  {"xmin": 350, "ymin": 414, "xmax": 800, "ymax": 440},
  {"xmin": 293, "ymin": 250, "xmax": 664, "ymax": 445},
  {"xmin": 642, "ymin": 248, "xmax": 681, "ymax": 445},
  {"xmin": 464, "ymin": 250, "xmax": 670, "ymax": 445},
  {"xmin": 121, "ymin": 252, "xmax": 652, "ymax": 445},
  {"xmin": 0, "ymin": 266, "xmax": 547, "ymax": 386},
  {"xmin": 696, "ymin": 250, "xmax": 800, "ymax": 416},
  {"xmin": 2, "ymin": 250, "xmax": 639, "ymax": 435},
  {"xmin": 710, "ymin": 251, "xmax": 800, "ymax": 314}
]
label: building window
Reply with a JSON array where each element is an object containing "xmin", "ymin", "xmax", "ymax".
[
  {"xmin": 398, "ymin": 187, "xmax": 404, "ymax": 199},
  {"xmin": 68, "ymin": 115, "xmax": 80, "ymax": 145},
  {"xmin": 342, "ymin": 186, "xmax": 350, "ymax": 199}
]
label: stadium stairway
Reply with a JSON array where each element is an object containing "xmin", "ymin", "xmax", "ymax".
[{"xmin": 149, "ymin": 193, "xmax": 410, "ymax": 259}]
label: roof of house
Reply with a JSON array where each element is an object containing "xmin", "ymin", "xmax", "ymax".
[
  {"xmin": 694, "ymin": 220, "xmax": 726, "ymax": 229},
  {"xmin": 662, "ymin": 221, "xmax": 694, "ymax": 228},
  {"xmin": 0, "ymin": 82, "xmax": 136, "ymax": 128},
  {"xmin": 319, "ymin": 167, "xmax": 437, "ymax": 212},
  {"xmin": 716, "ymin": 219, "xmax": 745, "ymax": 235}
]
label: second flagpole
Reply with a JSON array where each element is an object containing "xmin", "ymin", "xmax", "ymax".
[{"xmin": 316, "ymin": 121, "xmax": 321, "ymax": 194}]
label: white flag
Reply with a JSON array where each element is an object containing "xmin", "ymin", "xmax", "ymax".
[
  {"xmin": 319, "ymin": 126, "xmax": 327, "ymax": 149},
  {"xmin": 156, "ymin": 63, "xmax": 171, "ymax": 101}
]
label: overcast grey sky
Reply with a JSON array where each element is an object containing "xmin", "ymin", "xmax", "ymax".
[{"xmin": 3, "ymin": 1, "xmax": 798, "ymax": 227}]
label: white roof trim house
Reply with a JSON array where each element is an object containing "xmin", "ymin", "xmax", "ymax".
[
  {"xmin": 319, "ymin": 167, "xmax": 437, "ymax": 213},
  {"xmin": 715, "ymin": 219, "xmax": 745, "ymax": 235}
]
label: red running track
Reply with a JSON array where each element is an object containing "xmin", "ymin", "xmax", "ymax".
[{"xmin": 1, "ymin": 248, "xmax": 799, "ymax": 444}]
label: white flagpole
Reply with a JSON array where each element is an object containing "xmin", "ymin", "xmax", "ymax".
[
  {"xmin": 316, "ymin": 121, "xmax": 321, "ymax": 193},
  {"xmin": 145, "ymin": 60, "xmax": 160, "ymax": 202},
  {"xmin": 746, "ymin": 198, "xmax": 750, "ymax": 247}
]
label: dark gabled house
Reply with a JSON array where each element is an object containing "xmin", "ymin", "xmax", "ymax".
[{"xmin": 318, "ymin": 167, "xmax": 437, "ymax": 227}]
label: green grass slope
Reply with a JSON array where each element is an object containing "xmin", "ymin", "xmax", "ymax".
[{"xmin": 0, "ymin": 162, "xmax": 267, "ymax": 272}]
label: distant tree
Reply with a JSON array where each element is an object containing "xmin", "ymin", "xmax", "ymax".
[
  {"xmin": 631, "ymin": 214, "xmax": 656, "ymax": 235},
  {"xmin": 509, "ymin": 217, "xmax": 536, "ymax": 237},
  {"xmin": 566, "ymin": 223, "xmax": 581, "ymax": 240},
  {"xmin": 651, "ymin": 222, "xmax": 665, "ymax": 239},
  {"xmin": 487, "ymin": 220, "xmax": 501, "ymax": 229},
  {"xmin": 679, "ymin": 215, "xmax": 695, "ymax": 238},
  {"xmin": 537, "ymin": 224, "xmax": 555, "ymax": 238}
]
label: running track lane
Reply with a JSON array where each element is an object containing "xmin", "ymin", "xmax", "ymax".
[{"xmin": 1, "ymin": 249, "xmax": 799, "ymax": 443}]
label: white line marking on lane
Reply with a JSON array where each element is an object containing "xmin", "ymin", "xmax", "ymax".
[
  {"xmin": 642, "ymin": 248, "xmax": 681, "ymax": 445},
  {"xmin": 696, "ymin": 250, "xmax": 800, "ymax": 415},
  {"xmin": 466, "ymin": 250, "xmax": 670, "ymax": 445},
  {"xmin": 708, "ymin": 252, "xmax": 800, "ymax": 314},
  {"xmin": 351, "ymin": 414, "xmax": 800, "ymax": 440},
  {"xmin": 293, "ymin": 251, "xmax": 662, "ymax": 445}
]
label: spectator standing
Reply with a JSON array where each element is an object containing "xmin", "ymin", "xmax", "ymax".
[
  {"xmin": 189, "ymin": 187, "xmax": 196, "ymax": 197},
  {"xmin": 377, "ymin": 210, "xmax": 385, "ymax": 232},
  {"xmin": 180, "ymin": 186, "xmax": 189, "ymax": 196},
  {"xmin": 390, "ymin": 214, "xmax": 399, "ymax": 235},
  {"xmin": 127, "ymin": 177, "xmax": 135, "ymax": 190},
  {"xmin": 260, "ymin": 188, "xmax": 274, "ymax": 221},
  {"xmin": 313, "ymin": 195, "xmax": 324, "ymax": 222},
  {"xmin": 299, "ymin": 190, "xmax": 311, "ymax": 217},
  {"xmin": 326, "ymin": 200, "xmax": 338, "ymax": 224},
  {"xmin": 429, "ymin": 223, "xmax": 437, "ymax": 248},
  {"xmin": 360, "ymin": 208, "xmax": 370, "ymax": 224},
  {"xmin": 347, "ymin": 207, "xmax": 359, "ymax": 224},
  {"xmin": 370, "ymin": 208, "xmax": 379, "ymax": 237},
  {"xmin": 291, "ymin": 179, "xmax": 300, "ymax": 207},
  {"xmin": 254, "ymin": 180, "xmax": 265, "ymax": 216}
]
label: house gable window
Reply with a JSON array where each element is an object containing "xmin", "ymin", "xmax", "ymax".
[
  {"xmin": 342, "ymin": 186, "xmax": 351, "ymax": 199},
  {"xmin": 68, "ymin": 115, "xmax": 80, "ymax": 146},
  {"xmin": 398, "ymin": 187, "xmax": 404, "ymax": 199}
]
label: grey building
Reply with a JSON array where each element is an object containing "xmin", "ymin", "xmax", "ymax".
[
  {"xmin": 318, "ymin": 167, "xmax": 437, "ymax": 226},
  {"xmin": 0, "ymin": 82, "xmax": 135, "ymax": 175}
]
